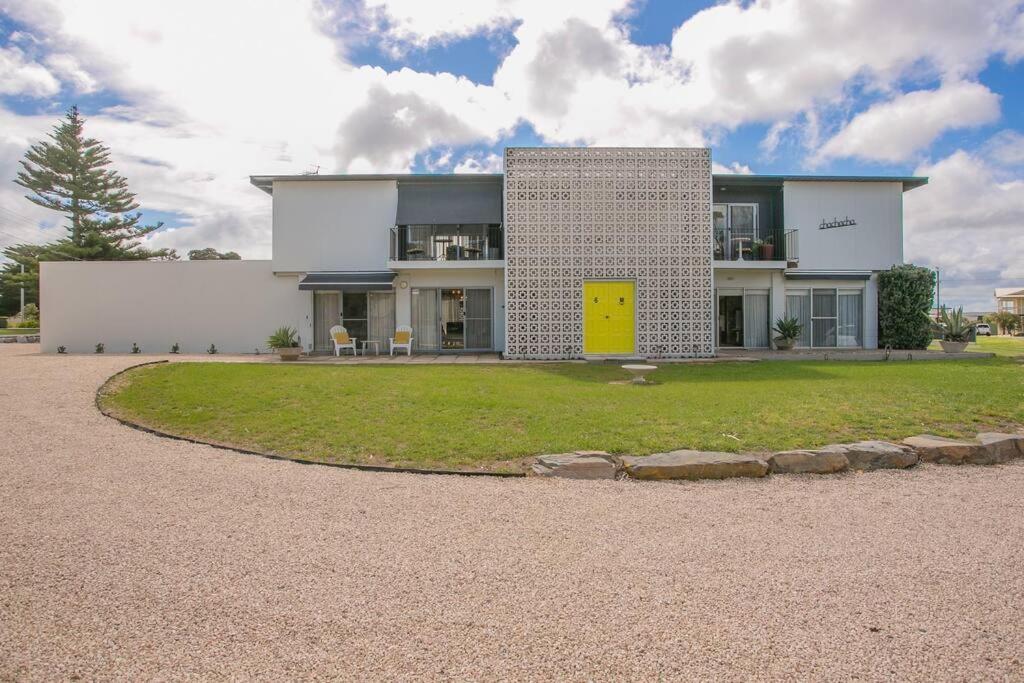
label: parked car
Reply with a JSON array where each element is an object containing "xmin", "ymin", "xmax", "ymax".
[{"xmin": 976, "ymin": 323, "xmax": 991, "ymax": 336}]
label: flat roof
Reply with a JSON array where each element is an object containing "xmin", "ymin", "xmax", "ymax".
[
  {"xmin": 713, "ymin": 174, "xmax": 928, "ymax": 192},
  {"xmin": 249, "ymin": 173, "xmax": 502, "ymax": 195},
  {"xmin": 250, "ymin": 172, "xmax": 927, "ymax": 195}
]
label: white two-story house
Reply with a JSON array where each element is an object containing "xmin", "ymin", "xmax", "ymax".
[{"xmin": 41, "ymin": 147, "xmax": 926, "ymax": 357}]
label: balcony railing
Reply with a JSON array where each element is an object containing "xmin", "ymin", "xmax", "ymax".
[
  {"xmin": 714, "ymin": 227, "xmax": 798, "ymax": 263},
  {"xmin": 390, "ymin": 225, "xmax": 504, "ymax": 262}
]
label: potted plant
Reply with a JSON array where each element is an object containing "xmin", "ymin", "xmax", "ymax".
[
  {"xmin": 772, "ymin": 316, "xmax": 802, "ymax": 351},
  {"xmin": 267, "ymin": 326, "xmax": 302, "ymax": 361},
  {"xmin": 935, "ymin": 306, "xmax": 974, "ymax": 353},
  {"xmin": 758, "ymin": 237, "xmax": 775, "ymax": 260}
]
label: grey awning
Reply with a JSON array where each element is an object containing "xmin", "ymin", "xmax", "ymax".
[
  {"xmin": 396, "ymin": 180, "xmax": 502, "ymax": 225},
  {"xmin": 298, "ymin": 271, "xmax": 396, "ymax": 291},
  {"xmin": 785, "ymin": 270, "xmax": 872, "ymax": 281}
]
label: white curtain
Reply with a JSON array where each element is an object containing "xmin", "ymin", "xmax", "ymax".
[
  {"xmin": 464, "ymin": 288, "xmax": 492, "ymax": 350},
  {"xmin": 368, "ymin": 292, "xmax": 396, "ymax": 346},
  {"xmin": 812, "ymin": 289, "xmax": 837, "ymax": 347},
  {"xmin": 785, "ymin": 293, "xmax": 811, "ymax": 347},
  {"xmin": 838, "ymin": 291, "xmax": 863, "ymax": 347},
  {"xmin": 411, "ymin": 288, "xmax": 439, "ymax": 351},
  {"xmin": 313, "ymin": 291, "xmax": 339, "ymax": 353},
  {"xmin": 744, "ymin": 291, "xmax": 770, "ymax": 348}
]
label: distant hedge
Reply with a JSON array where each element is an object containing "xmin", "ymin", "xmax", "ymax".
[{"xmin": 878, "ymin": 264, "xmax": 936, "ymax": 350}]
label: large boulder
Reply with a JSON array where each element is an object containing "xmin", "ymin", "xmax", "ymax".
[
  {"xmin": 528, "ymin": 451, "xmax": 621, "ymax": 479},
  {"xmin": 621, "ymin": 450, "xmax": 768, "ymax": 481},
  {"xmin": 769, "ymin": 449, "xmax": 849, "ymax": 475},
  {"xmin": 902, "ymin": 435, "xmax": 986, "ymax": 465},
  {"xmin": 818, "ymin": 441, "xmax": 918, "ymax": 471},
  {"xmin": 975, "ymin": 433, "xmax": 1024, "ymax": 463}
]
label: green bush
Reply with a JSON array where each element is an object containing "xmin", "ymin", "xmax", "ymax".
[{"xmin": 878, "ymin": 264, "xmax": 935, "ymax": 350}]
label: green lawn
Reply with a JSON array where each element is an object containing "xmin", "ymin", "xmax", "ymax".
[
  {"xmin": 100, "ymin": 357, "xmax": 1024, "ymax": 471},
  {"xmin": 927, "ymin": 335, "xmax": 1024, "ymax": 357},
  {"xmin": 0, "ymin": 328, "xmax": 38, "ymax": 336}
]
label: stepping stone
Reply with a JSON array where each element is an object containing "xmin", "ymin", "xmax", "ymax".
[
  {"xmin": 529, "ymin": 451, "xmax": 620, "ymax": 479},
  {"xmin": 975, "ymin": 433, "xmax": 1024, "ymax": 463},
  {"xmin": 769, "ymin": 449, "xmax": 849, "ymax": 474},
  {"xmin": 817, "ymin": 441, "xmax": 918, "ymax": 471},
  {"xmin": 902, "ymin": 435, "xmax": 986, "ymax": 465},
  {"xmin": 621, "ymin": 450, "xmax": 768, "ymax": 481}
]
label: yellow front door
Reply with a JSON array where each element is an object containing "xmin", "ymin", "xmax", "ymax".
[{"xmin": 583, "ymin": 280, "xmax": 635, "ymax": 355}]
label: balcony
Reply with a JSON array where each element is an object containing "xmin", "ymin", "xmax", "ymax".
[
  {"xmin": 389, "ymin": 224, "xmax": 504, "ymax": 264},
  {"xmin": 714, "ymin": 227, "xmax": 798, "ymax": 265}
]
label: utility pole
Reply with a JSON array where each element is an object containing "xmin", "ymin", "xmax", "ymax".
[
  {"xmin": 19, "ymin": 262, "xmax": 24, "ymax": 318},
  {"xmin": 935, "ymin": 267, "xmax": 941, "ymax": 315}
]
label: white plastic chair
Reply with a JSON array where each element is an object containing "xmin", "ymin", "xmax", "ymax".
[
  {"xmin": 330, "ymin": 325, "xmax": 358, "ymax": 356},
  {"xmin": 390, "ymin": 325, "xmax": 413, "ymax": 356}
]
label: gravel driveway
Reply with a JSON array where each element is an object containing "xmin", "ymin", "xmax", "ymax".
[{"xmin": 2, "ymin": 344, "xmax": 1023, "ymax": 680}]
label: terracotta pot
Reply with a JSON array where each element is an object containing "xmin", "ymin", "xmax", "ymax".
[
  {"xmin": 759, "ymin": 244, "xmax": 775, "ymax": 260},
  {"xmin": 939, "ymin": 340, "xmax": 968, "ymax": 353},
  {"xmin": 276, "ymin": 346, "xmax": 303, "ymax": 361}
]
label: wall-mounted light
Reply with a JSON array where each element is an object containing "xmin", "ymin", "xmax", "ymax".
[{"xmin": 399, "ymin": 280, "xmax": 408, "ymax": 289}]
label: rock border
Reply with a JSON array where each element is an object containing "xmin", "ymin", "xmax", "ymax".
[{"xmin": 529, "ymin": 432, "xmax": 1024, "ymax": 481}]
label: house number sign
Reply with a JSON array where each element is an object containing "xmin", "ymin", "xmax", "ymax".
[{"xmin": 819, "ymin": 216, "xmax": 858, "ymax": 230}]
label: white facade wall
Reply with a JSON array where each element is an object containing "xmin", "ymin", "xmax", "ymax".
[
  {"xmin": 40, "ymin": 261, "xmax": 305, "ymax": 354},
  {"xmin": 272, "ymin": 179, "xmax": 396, "ymax": 273},
  {"xmin": 784, "ymin": 181, "xmax": 903, "ymax": 271}
]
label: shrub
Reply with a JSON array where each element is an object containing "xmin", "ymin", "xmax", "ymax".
[
  {"xmin": 57, "ymin": 345, "xmax": 66, "ymax": 354},
  {"xmin": 95, "ymin": 342, "xmax": 104, "ymax": 354},
  {"xmin": 131, "ymin": 342, "xmax": 141, "ymax": 354},
  {"xmin": 986, "ymin": 311, "xmax": 1019, "ymax": 335},
  {"xmin": 878, "ymin": 264, "xmax": 935, "ymax": 350},
  {"xmin": 170, "ymin": 342, "xmax": 180, "ymax": 354},
  {"xmin": 207, "ymin": 344, "xmax": 217, "ymax": 355}
]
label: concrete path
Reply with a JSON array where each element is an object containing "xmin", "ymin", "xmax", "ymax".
[{"xmin": 1, "ymin": 344, "xmax": 1023, "ymax": 680}]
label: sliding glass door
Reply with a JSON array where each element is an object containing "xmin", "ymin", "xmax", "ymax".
[
  {"xmin": 313, "ymin": 290, "xmax": 395, "ymax": 353},
  {"xmin": 787, "ymin": 287, "xmax": 864, "ymax": 348},
  {"xmin": 411, "ymin": 287, "xmax": 493, "ymax": 352}
]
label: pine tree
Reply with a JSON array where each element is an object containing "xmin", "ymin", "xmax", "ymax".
[{"xmin": 14, "ymin": 106, "xmax": 177, "ymax": 261}]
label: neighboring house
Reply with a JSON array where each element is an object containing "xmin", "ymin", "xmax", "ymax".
[
  {"xmin": 995, "ymin": 287, "xmax": 1024, "ymax": 333},
  {"xmin": 40, "ymin": 147, "xmax": 926, "ymax": 357}
]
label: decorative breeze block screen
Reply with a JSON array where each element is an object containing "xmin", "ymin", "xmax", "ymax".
[{"xmin": 504, "ymin": 147, "xmax": 714, "ymax": 359}]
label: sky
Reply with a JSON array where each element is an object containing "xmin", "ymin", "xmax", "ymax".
[{"xmin": 0, "ymin": 0, "xmax": 1022, "ymax": 310}]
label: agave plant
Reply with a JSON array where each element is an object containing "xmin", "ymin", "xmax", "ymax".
[
  {"xmin": 266, "ymin": 326, "xmax": 300, "ymax": 349},
  {"xmin": 772, "ymin": 316, "xmax": 803, "ymax": 341},
  {"xmin": 935, "ymin": 306, "xmax": 975, "ymax": 342}
]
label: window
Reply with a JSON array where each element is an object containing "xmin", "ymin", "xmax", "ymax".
[
  {"xmin": 341, "ymin": 292, "xmax": 368, "ymax": 343},
  {"xmin": 790, "ymin": 287, "xmax": 863, "ymax": 348}
]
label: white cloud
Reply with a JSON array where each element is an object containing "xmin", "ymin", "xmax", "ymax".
[
  {"xmin": 454, "ymin": 152, "xmax": 503, "ymax": 173},
  {"xmin": 43, "ymin": 53, "xmax": 96, "ymax": 93},
  {"xmin": 712, "ymin": 161, "xmax": 752, "ymax": 175},
  {"xmin": 815, "ymin": 82, "xmax": 1001, "ymax": 163},
  {"xmin": 983, "ymin": 129, "xmax": 1024, "ymax": 166},
  {"xmin": 0, "ymin": 46, "xmax": 59, "ymax": 96},
  {"xmin": 905, "ymin": 150, "xmax": 1024, "ymax": 308}
]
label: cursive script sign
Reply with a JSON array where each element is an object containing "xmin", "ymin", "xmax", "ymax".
[{"xmin": 819, "ymin": 216, "xmax": 857, "ymax": 230}]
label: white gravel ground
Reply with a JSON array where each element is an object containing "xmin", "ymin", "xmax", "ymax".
[{"xmin": 2, "ymin": 344, "xmax": 1023, "ymax": 681}]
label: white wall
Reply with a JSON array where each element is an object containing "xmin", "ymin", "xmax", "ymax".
[
  {"xmin": 272, "ymin": 179, "xmax": 396, "ymax": 273},
  {"xmin": 784, "ymin": 181, "xmax": 904, "ymax": 271},
  {"xmin": 392, "ymin": 268, "xmax": 506, "ymax": 351},
  {"xmin": 41, "ymin": 261, "xmax": 306, "ymax": 353}
]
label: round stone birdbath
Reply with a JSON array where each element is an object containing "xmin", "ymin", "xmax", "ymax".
[{"xmin": 622, "ymin": 364, "xmax": 658, "ymax": 385}]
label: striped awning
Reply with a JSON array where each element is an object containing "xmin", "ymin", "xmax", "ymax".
[{"xmin": 298, "ymin": 271, "xmax": 396, "ymax": 291}]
